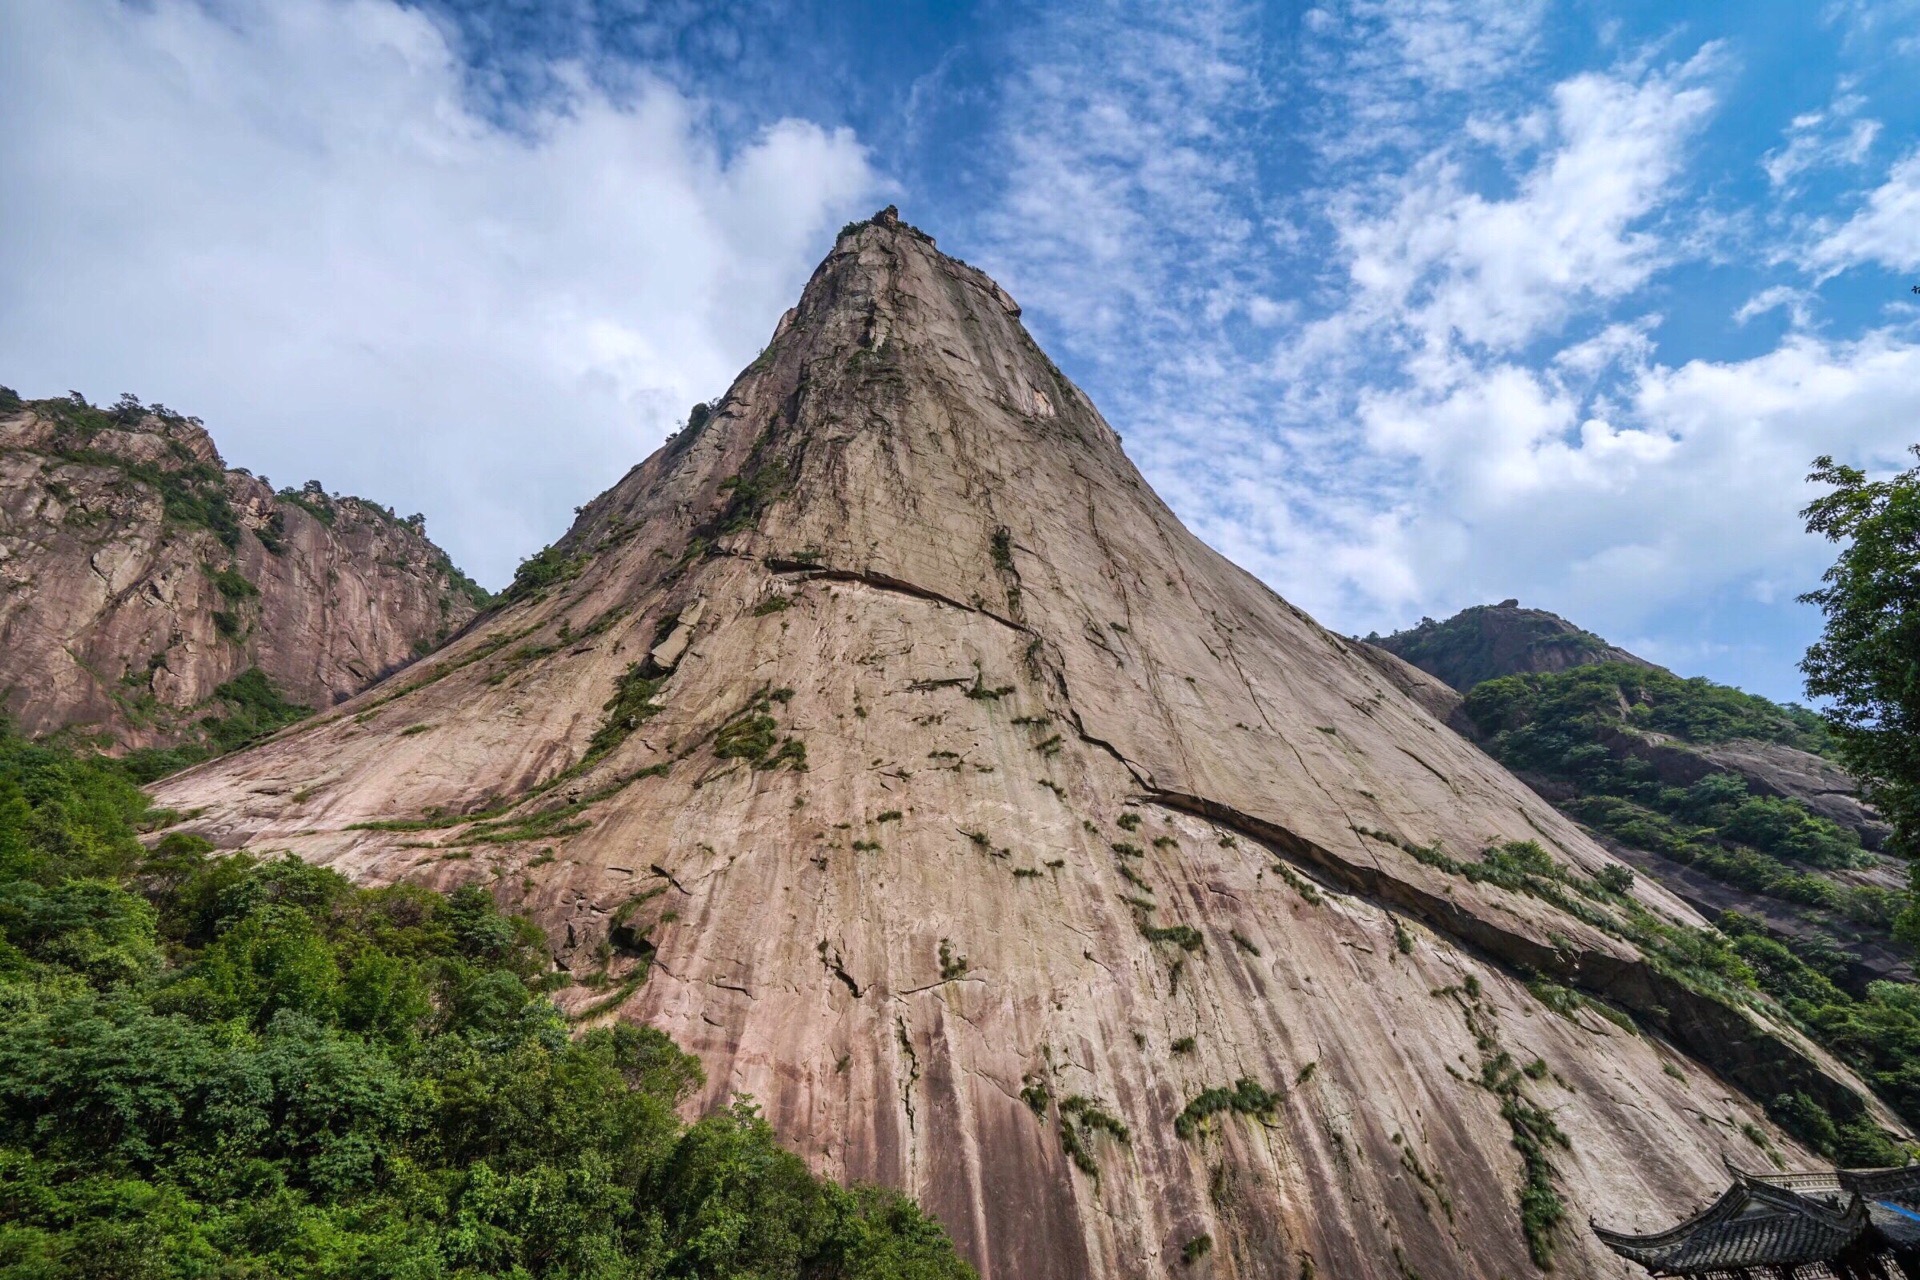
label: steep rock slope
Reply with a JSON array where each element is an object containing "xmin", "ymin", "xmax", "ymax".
[
  {"xmin": 1352, "ymin": 639, "xmax": 1470, "ymax": 730},
  {"xmin": 0, "ymin": 391, "xmax": 486, "ymax": 748},
  {"xmin": 155, "ymin": 212, "xmax": 1904, "ymax": 1279}
]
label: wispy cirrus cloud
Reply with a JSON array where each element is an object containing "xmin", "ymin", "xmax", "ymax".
[
  {"xmin": 958, "ymin": 0, "xmax": 1920, "ymax": 699},
  {"xmin": 1807, "ymin": 149, "xmax": 1920, "ymax": 274},
  {"xmin": 1763, "ymin": 92, "xmax": 1881, "ymax": 192},
  {"xmin": 974, "ymin": 1, "xmax": 1266, "ymax": 350},
  {"xmin": 1299, "ymin": 0, "xmax": 1548, "ymax": 159}
]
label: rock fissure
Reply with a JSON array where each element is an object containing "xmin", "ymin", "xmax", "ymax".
[
  {"xmin": 764, "ymin": 559, "xmax": 1031, "ymax": 637},
  {"xmin": 1143, "ymin": 786, "xmax": 1887, "ymax": 1137}
]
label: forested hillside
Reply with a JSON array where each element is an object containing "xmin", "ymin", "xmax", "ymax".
[
  {"xmin": 1368, "ymin": 600, "xmax": 1650, "ymax": 691},
  {"xmin": 0, "ymin": 722, "xmax": 972, "ymax": 1279},
  {"xmin": 1456, "ymin": 664, "xmax": 1920, "ymax": 1132}
]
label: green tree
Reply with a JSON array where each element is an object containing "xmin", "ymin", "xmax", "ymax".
[
  {"xmin": 0, "ymin": 722, "xmax": 977, "ymax": 1279},
  {"xmin": 1801, "ymin": 450, "xmax": 1920, "ymax": 938}
]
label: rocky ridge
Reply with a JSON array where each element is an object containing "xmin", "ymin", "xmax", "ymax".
[
  {"xmin": 1374, "ymin": 603, "xmax": 1887, "ymax": 850},
  {"xmin": 153, "ymin": 211, "xmax": 1906, "ymax": 1279},
  {"xmin": 1371, "ymin": 600, "xmax": 1650, "ymax": 692},
  {"xmin": 1379, "ymin": 604, "xmax": 1904, "ymax": 989},
  {"xmin": 0, "ymin": 390, "xmax": 486, "ymax": 749}
]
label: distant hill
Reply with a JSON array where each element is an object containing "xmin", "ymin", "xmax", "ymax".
[
  {"xmin": 1367, "ymin": 598, "xmax": 1651, "ymax": 691},
  {"xmin": 1371, "ymin": 603, "xmax": 1905, "ymax": 994}
]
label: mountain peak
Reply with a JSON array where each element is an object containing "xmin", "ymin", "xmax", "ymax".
[
  {"xmin": 155, "ymin": 220, "xmax": 1899, "ymax": 1280},
  {"xmin": 840, "ymin": 203, "xmax": 929, "ymax": 246}
]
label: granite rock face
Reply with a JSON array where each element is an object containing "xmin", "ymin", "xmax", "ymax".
[
  {"xmin": 154, "ymin": 212, "xmax": 1904, "ymax": 1278},
  {"xmin": 1694, "ymin": 738, "xmax": 1892, "ymax": 850},
  {"xmin": 0, "ymin": 394, "xmax": 484, "ymax": 747}
]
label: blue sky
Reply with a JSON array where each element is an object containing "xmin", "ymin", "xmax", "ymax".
[{"xmin": 4, "ymin": 1, "xmax": 1918, "ymax": 702}]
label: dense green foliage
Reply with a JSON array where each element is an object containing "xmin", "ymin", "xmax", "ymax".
[
  {"xmin": 504, "ymin": 544, "xmax": 587, "ymax": 604},
  {"xmin": 1428, "ymin": 615, "xmax": 1920, "ymax": 1159},
  {"xmin": 1466, "ymin": 661, "xmax": 1833, "ymax": 755},
  {"xmin": 1172, "ymin": 1080, "xmax": 1279, "ymax": 1139},
  {"xmin": 589, "ymin": 667, "xmax": 666, "ymax": 763},
  {"xmin": 196, "ymin": 668, "xmax": 315, "ymax": 754},
  {"xmin": 711, "ymin": 689, "xmax": 806, "ymax": 772},
  {"xmin": 1801, "ymin": 450, "xmax": 1920, "ymax": 869},
  {"xmin": 206, "ymin": 565, "xmax": 259, "ymax": 602},
  {"xmin": 106, "ymin": 669, "xmax": 317, "ymax": 785},
  {"xmin": 1461, "ymin": 662, "xmax": 1882, "ymax": 922},
  {"xmin": 0, "ymin": 726, "xmax": 972, "ymax": 1279},
  {"xmin": 1563, "ymin": 791, "xmax": 1896, "ymax": 928},
  {"xmin": 1719, "ymin": 914, "xmax": 1913, "ymax": 1164}
]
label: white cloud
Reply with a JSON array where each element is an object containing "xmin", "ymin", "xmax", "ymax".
[
  {"xmin": 974, "ymin": 0, "xmax": 1260, "ymax": 349},
  {"xmin": 1553, "ymin": 320, "xmax": 1658, "ymax": 376},
  {"xmin": 1762, "ymin": 92, "xmax": 1880, "ymax": 190},
  {"xmin": 1807, "ymin": 149, "xmax": 1920, "ymax": 274},
  {"xmin": 1824, "ymin": 0, "xmax": 1920, "ymax": 57},
  {"xmin": 1330, "ymin": 52, "xmax": 1718, "ymax": 355},
  {"xmin": 1302, "ymin": 0, "xmax": 1548, "ymax": 158},
  {"xmin": 0, "ymin": 0, "xmax": 880, "ymax": 586},
  {"xmin": 1372, "ymin": 0, "xmax": 1546, "ymax": 92},
  {"xmin": 1339, "ymin": 328, "xmax": 1920, "ymax": 647},
  {"xmin": 1261, "ymin": 42, "xmax": 1920, "ymax": 656},
  {"xmin": 1734, "ymin": 285, "xmax": 1815, "ymax": 328}
]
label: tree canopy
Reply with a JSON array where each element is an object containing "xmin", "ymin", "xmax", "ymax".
[
  {"xmin": 0, "ymin": 722, "xmax": 973, "ymax": 1279},
  {"xmin": 1802, "ymin": 449, "xmax": 1920, "ymax": 866}
]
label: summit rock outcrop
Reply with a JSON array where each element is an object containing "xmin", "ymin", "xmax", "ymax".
[
  {"xmin": 0, "ymin": 390, "xmax": 486, "ymax": 750},
  {"xmin": 152, "ymin": 211, "xmax": 1907, "ymax": 1278},
  {"xmin": 1369, "ymin": 600, "xmax": 1651, "ymax": 692}
]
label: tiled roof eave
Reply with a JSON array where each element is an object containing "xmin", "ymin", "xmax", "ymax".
[{"xmin": 1594, "ymin": 1174, "xmax": 1877, "ymax": 1273}]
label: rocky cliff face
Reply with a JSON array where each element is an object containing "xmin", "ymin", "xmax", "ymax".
[
  {"xmin": 0, "ymin": 391, "xmax": 486, "ymax": 749},
  {"xmin": 152, "ymin": 212, "xmax": 1905, "ymax": 1279},
  {"xmin": 1371, "ymin": 600, "xmax": 1650, "ymax": 692}
]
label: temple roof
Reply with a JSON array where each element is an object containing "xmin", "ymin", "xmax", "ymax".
[
  {"xmin": 1592, "ymin": 1174, "xmax": 1870, "ymax": 1275},
  {"xmin": 1839, "ymin": 1165, "xmax": 1920, "ymax": 1207},
  {"xmin": 1745, "ymin": 1163, "xmax": 1920, "ymax": 1245}
]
